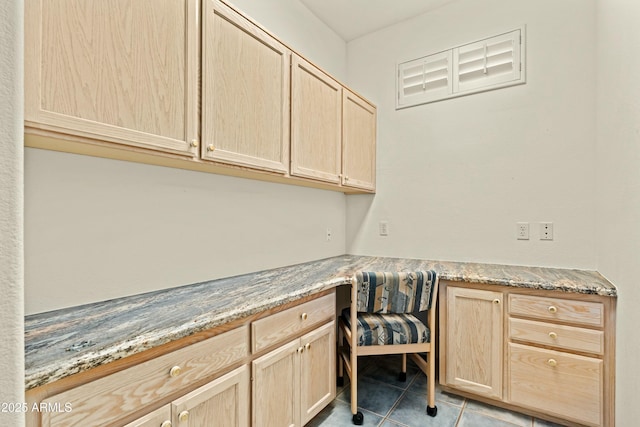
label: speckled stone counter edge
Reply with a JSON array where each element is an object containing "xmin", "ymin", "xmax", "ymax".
[{"xmin": 24, "ymin": 255, "xmax": 617, "ymax": 390}]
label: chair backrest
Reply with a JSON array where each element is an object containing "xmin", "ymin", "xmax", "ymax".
[{"xmin": 354, "ymin": 270, "xmax": 437, "ymax": 314}]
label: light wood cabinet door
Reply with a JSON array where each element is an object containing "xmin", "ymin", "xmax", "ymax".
[
  {"xmin": 444, "ymin": 287, "xmax": 503, "ymax": 399},
  {"xmin": 300, "ymin": 322, "xmax": 336, "ymax": 425},
  {"xmin": 171, "ymin": 365, "xmax": 250, "ymax": 427},
  {"xmin": 124, "ymin": 405, "xmax": 171, "ymax": 427},
  {"xmin": 291, "ymin": 55, "xmax": 342, "ymax": 184},
  {"xmin": 25, "ymin": 0, "xmax": 199, "ymax": 156},
  {"xmin": 252, "ymin": 339, "xmax": 300, "ymax": 427},
  {"xmin": 122, "ymin": 405, "xmax": 171, "ymax": 427},
  {"xmin": 201, "ymin": 0, "xmax": 290, "ymax": 173},
  {"xmin": 342, "ymin": 89, "xmax": 376, "ymax": 191}
]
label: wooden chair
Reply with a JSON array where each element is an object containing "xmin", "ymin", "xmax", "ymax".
[{"xmin": 337, "ymin": 271, "xmax": 439, "ymax": 425}]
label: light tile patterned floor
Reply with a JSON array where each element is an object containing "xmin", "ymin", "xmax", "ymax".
[{"xmin": 307, "ymin": 355, "xmax": 567, "ymax": 427}]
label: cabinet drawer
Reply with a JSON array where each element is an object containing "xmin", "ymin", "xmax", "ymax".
[
  {"xmin": 509, "ymin": 294, "xmax": 603, "ymax": 327},
  {"xmin": 508, "ymin": 343, "xmax": 602, "ymax": 427},
  {"xmin": 509, "ymin": 317, "xmax": 604, "ymax": 355},
  {"xmin": 41, "ymin": 325, "xmax": 249, "ymax": 427},
  {"xmin": 252, "ymin": 293, "xmax": 335, "ymax": 353}
]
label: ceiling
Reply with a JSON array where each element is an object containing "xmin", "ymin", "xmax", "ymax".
[{"xmin": 299, "ymin": 0, "xmax": 457, "ymax": 41}]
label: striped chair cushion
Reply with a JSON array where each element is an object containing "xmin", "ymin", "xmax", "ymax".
[
  {"xmin": 342, "ymin": 308, "xmax": 430, "ymax": 346},
  {"xmin": 355, "ymin": 270, "xmax": 437, "ymax": 314}
]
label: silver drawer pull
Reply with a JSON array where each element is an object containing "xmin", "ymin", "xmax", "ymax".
[
  {"xmin": 547, "ymin": 358, "xmax": 558, "ymax": 367},
  {"xmin": 548, "ymin": 306, "xmax": 558, "ymax": 314},
  {"xmin": 548, "ymin": 331, "xmax": 558, "ymax": 339},
  {"xmin": 301, "ymin": 312, "xmax": 308, "ymax": 321}
]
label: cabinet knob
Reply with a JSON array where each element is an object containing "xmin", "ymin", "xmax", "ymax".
[
  {"xmin": 493, "ymin": 299, "xmax": 500, "ymax": 305},
  {"xmin": 301, "ymin": 312, "xmax": 308, "ymax": 321},
  {"xmin": 178, "ymin": 411, "xmax": 189, "ymax": 423},
  {"xmin": 169, "ymin": 366, "xmax": 182, "ymax": 378},
  {"xmin": 207, "ymin": 144, "xmax": 215, "ymax": 152},
  {"xmin": 297, "ymin": 346, "xmax": 304, "ymax": 354},
  {"xmin": 190, "ymin": 139, "xmax": 199, "ymax": 148},
  {"xmin": 160, "ymin": 421, "xmax": 172, "ymax": 427},
  {"xmin": 344, "ymin": 176, "xmax": 349, "ymax": 181},
  {"xmin": 547, "ymin": 358, "xmax": 558, "ymax": 367},
  {"xmin": 305, "ymin": 343, "xmax": 311, "ymax": 350},
  {"xmin": 548, "ymin": 331, "xmax": 558, "ymax": 339},
  {"xmin": 548, "ymin": 306, "xmax": 558, "ymax": 314}
]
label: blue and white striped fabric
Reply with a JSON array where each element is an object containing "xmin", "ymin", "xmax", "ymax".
[
  {"xmin": 342, "ymin": 308, "xmax": 430, "ymax": 346},
  {"xmin": 342, "ymin": 270, "xmax": 436, "ymax": 346},
  {"xmin": 355, "ymin": 270, "xmax": 436, "ymax": 314}
]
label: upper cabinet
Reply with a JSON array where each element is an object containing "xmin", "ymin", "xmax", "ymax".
[
  {"xmin": 342, "ymin": 89, "xmax": 377, "ymax": 191},
  {"xmin": 25, "ymin": 0, "xmax": 199, "ymax": 157},
  {"xmin": 24, "ymin": 0, "xmax": 376, "ymax": 193},
  {"xmin": 291, "ymin": 55, "xmax": 343, "ymax": 184},
  {"xmin": 201, "ymin": 0, "xmax": 290, "ymax": 174}
]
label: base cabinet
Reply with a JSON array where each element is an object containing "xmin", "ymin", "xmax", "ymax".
[
  {"xmin": 27, "ymin": 291, "xmax": 337, "ymax": 427},
  {"xmin": 508, "ymin": 343, "xmax": 602, "ymax": 426},
  {"xmin": 123, "ymin": 405, "xmax": 172, "ymax": 427},
  {"xmin": 299, "ymin": 323, "xmax": 337, "ymax": 425},
  {"xmin": 124, "ymin": 366, "xmax": 250, "ymax": 427},
  {"xmin": 252, "ymin": 321, "xmax": 336, "ymax": 427},
  {"xmin": 443, "ymin": 286, "xmax": 503, "ymax": 399},
  {"xmin": 440, "ymin": 281, "xmax": 615, "ymax": 427}
]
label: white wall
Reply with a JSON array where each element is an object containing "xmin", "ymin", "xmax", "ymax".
[
  {"xmin": 0, "ymin": 0, "xmax": 25, "ymax": 425},
  {"xmin": 595, "ymin": 1, "xmax": 640, "ymax": 425},
  {"xmin": 346, "ymin": 0, "xmax": 597, "ymax": 269},
  {"xmin": 24, "ymin": 0, "xmax": 348, "ymax": 315}
]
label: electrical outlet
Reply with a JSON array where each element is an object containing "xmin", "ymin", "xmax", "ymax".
[
  {"xmin": 326, "ymin": 228, "xmax": 332, "ymax": 241},
  {"xmin": 540, "ymin": 222, "xmax": 553, "ymax": 240},
  {"xmin": 517, "ymin": 222, "xmax": 529, "ymax": 240},
  {"xmin": 379, "ymin": 221, "xmax": 389, "ymax": 236}
]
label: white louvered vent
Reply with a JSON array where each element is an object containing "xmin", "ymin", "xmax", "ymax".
[
  {"xmin": 454, "ymin": 30, "xmax": 521, "ymax": 93},
  {"xmin": 397, "ymin": 50, "xmax": 452, "ymax": 108},
  {"xmin": 397, "ymin": 28, "xmax": 525, "ymax": 109}
]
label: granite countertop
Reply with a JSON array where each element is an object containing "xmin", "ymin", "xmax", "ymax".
[{"xmin": 24, "ymin": 255, "xmax": 617, "ymax": 390}]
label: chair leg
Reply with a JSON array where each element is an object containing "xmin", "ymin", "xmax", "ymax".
[
  {"xmin": 427, "ymin": 349, "xmax": 437, "ymax": 416},
  {"xmin": 399, "ymin": 353, "xmax": 407, "ymax": 382},
  {"xmin": 350, "ymin": 348, "xmax": 363, "ymax": 425},
  {"xmin": 337, "ymin": 324, "xmax": 344, "ymax": 387}
]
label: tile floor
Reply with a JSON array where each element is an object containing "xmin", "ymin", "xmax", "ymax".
[{"xmin": 307, "ymin": 355, "xmax": 566, "ymax": 427}]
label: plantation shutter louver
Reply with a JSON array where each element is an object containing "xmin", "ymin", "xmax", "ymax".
[
  {"xmin": 453, "ymin": 29, "xmax": 522, "ymax": 93},
  {"xmin": 396, "ymin": 27, "xmax": 524, "ymax": 109},
  {"xmin": 397, "ymin": 50, "xmax": 452, "ymax": 109}
]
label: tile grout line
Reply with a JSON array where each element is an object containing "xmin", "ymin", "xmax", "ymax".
[
  {"xmin": 453, "ymin": 399, "xmax": 468, "ymax": 427},
  {"xmin": 378, "ymin": 371, "xmax": 420, "ymax": 427}
]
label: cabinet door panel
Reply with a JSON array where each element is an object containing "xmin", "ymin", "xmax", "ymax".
[
  {"xmin": 172, "ymin": 365, "xmax": 250, "ymax": 427},
  {"xmin": 342, "ymin": 90, "xmax": 376, "ymax": 191},
  {"xmin": 291, "ymin": 55, "xmax": 342, "ymax": 184},
  {"xmin": 509, "ymin": 343, "xmax": 602, "ymax": 426},
  {"xmin": 445, "ymin": 287, "xmax": 503, "ymax": 399},
  {"xmin": 25, "ymin": 0, "xmax": 198, "ymax": 156},
  {"xmin": 202, "ymin": 0, "xmax": 290, "ymax": 173},
  {"xmin": 252, "ymin": 339, "xmax": 300, "ymax": 427},
  {"xmin": 40, "ymin": 326, "xmax": 248, "ymax": 427},
  {"xmin": 300, "ymin": 322, "xmax": 336, "ymax": 425},
  {"xmin": 122, "ymin": 405, "xmax": 171, "ymax": 427}
]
